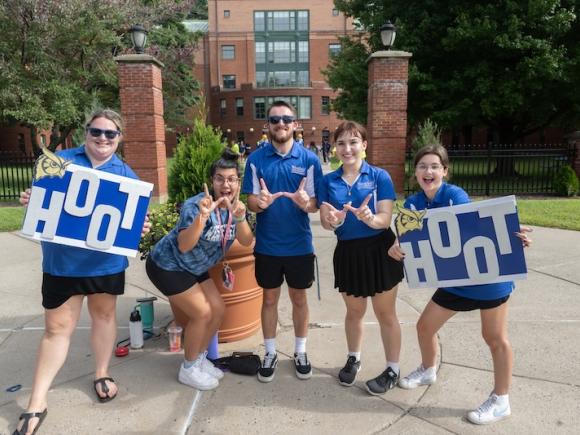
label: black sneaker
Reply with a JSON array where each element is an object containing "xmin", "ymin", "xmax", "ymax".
[
  {"xmin": 258, "ymin": 353, "xmax": 278, "ymax": 383},
  {"xmin": 365, "ymin": 367, "xmax": 399, "ymax": 395},
  {"xmin": 338, "ymin": 356, "xmax": 361, "ymax": 386},
  {"xmin": 294, "ymin": 352, "xmax": 312, "ymax": 380}
]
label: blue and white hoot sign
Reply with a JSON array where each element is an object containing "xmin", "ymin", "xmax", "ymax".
[
  {"xmin": 21, "ymin": 151, "xmax": 153, "ymax": 257},
  {"xmin": 395, "ymin": 196, "xmax": 527, "ymax": 288}
]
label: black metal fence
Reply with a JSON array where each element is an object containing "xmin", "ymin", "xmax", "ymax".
[
  {"xmin": 404, "ymin": 143, "xmax": 576, "ymax": 196},
  {"xmin": 0, "ymin": 152, "xmax": 35, "ymax": 200}
]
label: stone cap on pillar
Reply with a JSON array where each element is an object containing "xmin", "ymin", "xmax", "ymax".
[
  {"xmin": 114, "ymin": 54, "xmax": 165, "ymax": 68},
  {"xmin": 366, "ymin": 50, "xmax": 412, "ymax": 63}
]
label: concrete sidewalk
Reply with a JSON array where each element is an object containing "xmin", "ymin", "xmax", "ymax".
[{"xmin": 0, "ymin": 216, "xmax": 579, "ymax": 434}]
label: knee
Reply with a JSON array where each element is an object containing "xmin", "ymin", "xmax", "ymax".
[
  {"xmin": 262, "ymin": 293, "xmax": 279, "ymax": 309},
  {"xmin": 90, "ymin": 307, "xmax": 116, "ymax": 324},
  {"xmin": 290, "ymin": 292, "xmax": 308, "ymax": 310},
  {"xmin": 376, "ymin": 310, "xmax": 398, "ymax": 328},
  {"xmin": 483, "ymin": 332, "xmax": 511, "ymax": 352},
  {"xmin": 416, "ymin": 318, "xmax": 431, "ymax": 338},
  {"xmin": 345, "ymin": 306, "xmax": 365, "ymax": 321},
  {"xmin": 197, "ymin": 304, "xmax": 213, "ymax": 324},
  {"xmin": 45, "ymin": 316, "xmax": 76, "ymax": 338},
  {"xmin": 211, "ymin": 299, "xmax": 226, "ymax": 321}
]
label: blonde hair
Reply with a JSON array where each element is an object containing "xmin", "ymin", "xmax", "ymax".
[{"xmin": 85, "ymin": 109, "xmax": 124, "ymax": 132}]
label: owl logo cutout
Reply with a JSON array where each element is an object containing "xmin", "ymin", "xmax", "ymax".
[
  {"xmin": 395, "ymin": 206, "xmax": 426, "ymax": 237},
  {"xmin": 33, "ymin": 147, "xmax": 71, "ymax": 181}
]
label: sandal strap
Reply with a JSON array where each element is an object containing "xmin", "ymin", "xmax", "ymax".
[
  {"xmin": 16, "ymin": 409, "xmax": 47, "ymax": 435},
  {"xmin": 94, "ymin": 377, "xmax": 115, "ymax": 395}
]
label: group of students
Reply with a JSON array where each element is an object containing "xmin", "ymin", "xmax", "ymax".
[{"xmin": 13, "ymin": 102, "xmax": 531, "ymax": 434}]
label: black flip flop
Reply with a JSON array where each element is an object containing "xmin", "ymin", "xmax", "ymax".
[
  {"xmin": 12, "ymin": 408, "xmax": 47, "ymax": 435},
  {"xmin": 93, "ymin": 377, "xmax": 117, "ymax": 403}
]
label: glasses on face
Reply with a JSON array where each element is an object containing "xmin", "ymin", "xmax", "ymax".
[
  {"xmin": 213, "ymin": 175, "xmax": 240, "ymax": 185},
  {"xmin": 87, "ymin": 127, "xmax": 121, "ymax": 140},
  {"xmin": 268, "ymin": 115, "xmax": 295, "ymax": 125},
  {"xmin": 416, "ymin": 163, "xmax": 444, "ymax": 171}
]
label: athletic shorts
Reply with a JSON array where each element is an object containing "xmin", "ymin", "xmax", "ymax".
[
  {"xmin": 432, "ymin": 288, "xmax": 510, "ymax": 312},
  {"xmin": 254, "ymin": 252, "xmax": 315, "ymax": 290},
  {"xmin": 145, "ymin": 256, "xmax": 210, "ymax": 296},
  {"xmin": 42, "ymin": 271, "xmax": 125, "ymax": 310}
]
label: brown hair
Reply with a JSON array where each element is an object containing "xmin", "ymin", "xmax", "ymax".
[
  {"xmin": 267, "ymin": 100, "xmax": 297, "ymax": 118},
  {"xmin": 333, "ymin": 121, "xmax": 367, "ymax": 143},
  {"xmin": 413, "ymin": 144, "xmax": 449, "ymax": 168},
  {"xmin": 85, "ymin": 109, "xmax": 124, "ymax": 132}
]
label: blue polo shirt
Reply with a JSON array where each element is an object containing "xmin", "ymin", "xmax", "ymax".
[
  {"xmin": 150, "ymin": 193, "xmax": 236, "ymax": 275},
  {"xmin": 242, "ymin": 141, "xmax": 322, "ymax": 256},
  {"xmin": 404, "ymin": 183, "xmax": 513, "ymax": 301},
  {"xmin": 41, "ymin": 146, "xmax": 138, "ymax": 277},
  {"xmin": 318, "ymin": 161, "xmax": 396, "ymax": 241}
]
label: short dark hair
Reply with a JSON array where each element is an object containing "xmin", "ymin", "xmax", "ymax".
[
  {"xmin": 210, "ymin": 148, "xmax": 241, "ymax": 178},
  {"xmin": 333, "ymin": 121, "xmax": 366, "ymax": 143},
  {"xmin": 267, "ymin": 100, "xmax": 297, "ymax": 118},
  {"xmin": 413, "ymin": 144, "xmax": 449, "ymax": 168}
]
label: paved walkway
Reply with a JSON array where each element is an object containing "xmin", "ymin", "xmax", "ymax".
[{"xmin": 0, "ymin": 216, "xmax": 579, "ymax": 434}]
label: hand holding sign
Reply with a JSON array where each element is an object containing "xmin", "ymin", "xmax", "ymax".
[
  {"xmin": 19, "ymin": 188, "xmax": 31, "ymax": 206},
  {"xmin": 515, "ymin": 226, "xmax": 533, "ymax": 248},
  {"xmin": 283, "ymin": 178, "xmax": 310, "ymax": 210},
  {"xmin": 224, "ymin": 185, "xmax": 246, "ymax": 220},
  {"xmin": 200, "ymin": 183, "xmax": 226, "ymax": 219},
  {"xmin": 344, "ymin": 194, "xmax": 374, "ymax": 224},
  {"xmin": 321, "ymin": 201, "xmax": 349, "ymax": 227},
  {"xmin": 257, "ymin": 178, "xmax": 284, "ymax": 210}
]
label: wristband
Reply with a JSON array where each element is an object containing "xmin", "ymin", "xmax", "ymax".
[
  {"xmin": 330, "ymin": 220, "xmax": 345, "ymax": 230},
  {"xmin": 234, "ymin": 215, "xmax": 246, "ymax": 223}
]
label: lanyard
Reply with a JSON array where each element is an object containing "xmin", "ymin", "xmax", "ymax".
[{"xmin": 215, "ymin": 207, "xmax": 233, "ymax": 256}]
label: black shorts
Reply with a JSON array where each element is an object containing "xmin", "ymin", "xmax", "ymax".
[
  {"xmin": 254, "ymin": 252, "xmax": 315, "ymax": 290},
  {"xmin": 146, "ymin": 256, "xmax": 210, "ymax": 296},
  {"xmin": 42, "ymin": 271, "xmax": 125, "ymax": 310},
  {"xmin": 432, "ymin": 288, "xmax": 510, "ymax": 312},
  {"xmin": 333, "ymin": 229, "xmax": 404, "ymax": 297}
]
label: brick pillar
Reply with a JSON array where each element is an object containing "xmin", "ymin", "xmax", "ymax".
[
  {"xmin": 366, "ymin": 51, "xmax": 412, "ymax": 195},
  {"xmin": 115, "ymin": 54, "xmax": 167, "ymax": 203}
]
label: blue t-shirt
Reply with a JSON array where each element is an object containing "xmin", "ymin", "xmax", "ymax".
[
  {"xmin": 242, "ymin": 141, "xmax": 323, "ymax": 256},
  {"xmin": 404, "ymin": 183, "xmax": 513, "ymax": 301},
  {"xmin": 41, "ymin": 146, "xmax": 138, "ymax": 277},
  {"xmin": 150, "ymin": 193, "xmax": 236, "ymax": 275},
  {"xmin": 318, "ymin": 161, "xmax": 396, "ymax": 241}
]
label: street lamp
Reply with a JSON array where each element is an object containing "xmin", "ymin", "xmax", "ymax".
[
  {"xmin": 380, "ymin": 20, "xmax": 396, "ymax": 49},
  {"xmin": 130, "ymin": 24, "xmax": 148, "ymax": 54},
  {"xmin": 249, "ymin": 127, "xmax": 254, "ymax": 133}
]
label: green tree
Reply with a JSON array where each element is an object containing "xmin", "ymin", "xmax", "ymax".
[
  {"xmin": 0, "ymin": 0, "xmax": 201, "ymax": 153},
  {"xmin": 328, "ymin": 0, "xmax": 580, "ymax": 147}
]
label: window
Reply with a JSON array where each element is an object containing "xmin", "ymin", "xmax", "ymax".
[
  {"xmin": 254, "ymin": 12, "xmax": 265, "ymax": 31},
  {"xmin": 255, "ymin": 10, "xmax": 309, "ymax": 32},
  {"xmin": 224, "ymin": 10, "xmax": 230, "ymax": 18},
  {"xmin": 256, "ymin": 71, "xmax": 267, "ymax": 88},
  {"xmin": 297, "ymin": 11, "xmax": 308, "ymax": 30},
  {"xmin": 236, "ymin": 98, "xmax": 244, "ymax": 116},
  {"xmin": 298, "ymin": 41, "xmax": 308, "ymax": 63},
  {"xmin": 255, "ymin": 42, "xmax": 266, "ymax": 63},
  {"xmin": 332, "ymin": 8, "xmax": 339, "ymax": 16},
  {"xmin": 254, "ymin": 97, "xmax": 266, "ymax": 119},
  {"xmin": 273, "ymin": 41, "xmax": 292, "ymax": 63},
  {"xmin": 321, "ymin": 96, "xmax": 330, "ymax": 115},
  {"xmin": 221, "ymin": 45, "xmax": 235, "ymax": 60},
  {"xmin": 298, "ymin": 97, "xmax": 311, "ymax": 119},
  {"xmin": 223, "ymin": 75, "xmax": 236, "ymax": 89},
  {"xmin": 329, "ymin": 43, "xmax": 341, "ymax": 56},
  {"xmin": 220, "ymin": 99, "xmax": 227, "ymax": 117}
]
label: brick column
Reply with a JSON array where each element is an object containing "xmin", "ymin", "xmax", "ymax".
[
  {"xmin": 366, "ymin": 51, "xmax": 412, "ymax": 195},
  {"xmin": 115, "ymin": 54, "xmax": 167, "ymax": 203}
]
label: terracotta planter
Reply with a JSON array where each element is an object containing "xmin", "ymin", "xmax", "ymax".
[{"xmin": 209, "ymin": 239, "xmax": 263, "ymax": 343}]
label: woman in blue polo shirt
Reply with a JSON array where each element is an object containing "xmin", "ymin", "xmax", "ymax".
[
  {"xmin": 319, "ymin": 121, "xmax": 404, "ymax": 396},
  {"xmin": 388, "ymin": 144, "xmax": 532, "ymax": 425},
  {"xmin": 146, "ymin": 149, "xmax": 253, "ymax": 391},
  {"xmin": 14, "ymin": 110, "xmax": 151, "ymax": 435}
]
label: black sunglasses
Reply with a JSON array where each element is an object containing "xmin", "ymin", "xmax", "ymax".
[
  {"xmin": 268, "ymin": 115, "xmax": 295, "ymax": 125},
  {"xmin": 87, "ymin": 127, "xmax": 121, "ymax": 140}
]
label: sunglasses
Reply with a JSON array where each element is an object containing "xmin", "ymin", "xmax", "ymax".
[
  {"xmin": 87, "ymin": 127, "xmax": 121, "ymax": 140},
  {"xmin": 268, "ymin": 115, "xmax": 295, "ymax": 125}
]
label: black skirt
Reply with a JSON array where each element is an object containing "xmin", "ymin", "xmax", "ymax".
[{"xmin": 333, "ymin": 229, "xmax": 404, "ymax": 298}]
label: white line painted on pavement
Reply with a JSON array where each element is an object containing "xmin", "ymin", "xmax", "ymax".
[{"xmin": 181, "ymin": 390, "xmax": 203, "ymax": 435}]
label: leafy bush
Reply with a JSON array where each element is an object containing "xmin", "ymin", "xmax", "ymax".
[
  {"xmin": 138, "ymin": 202, "xmax": 179, "ymax": 259},
  {"xmin": 412, "ymin": 118, "xmax": 442, "ymax": 152},
  {"xmin": 553, "ymin": 165, "xmax": 579, "ymax": 197},
  {"xmin": 168, "ymin": 116, "xmax": 225, "ymax": 203}
]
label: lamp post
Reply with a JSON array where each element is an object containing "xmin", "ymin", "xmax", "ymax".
[
  {"xmin": 130, "ymin": 24, "xmax": 148, "ymax": 54},
  {"xmin": 380, "ymin": 20, "xmax": 397, "ymax": 49}
]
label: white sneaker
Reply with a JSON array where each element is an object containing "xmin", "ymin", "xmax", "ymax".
[
  {"xmin": 200, "ymin": 355, "xmax": 225, "ymax": 380},
  {"xmin": 178, "ymin": 363, "xmax": 219, "ymax": 390},
  {"xmin": 466, "ymin": 393, "xmax": 511, "ymax": 425},
  {"xmin": 398, "ymin": 365, "xmax": 436, "ymax": 389}
]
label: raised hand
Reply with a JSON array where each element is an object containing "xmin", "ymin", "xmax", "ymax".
[
  {"xmin": 19, "ymin": 188, "xmax": 31, "ymax": 206},
  {"xmin": 344, "ymin": 193, "xmax": 374, "ymax": 224},
  {"xmin": 321, "ymin": 201, "xmax": 349, "ymax": 227},
  {"xmin": 257, "ymin": 178, "xmax": 284, "ymax": 210},
  {"xmin": 515, "ymin": 225, "xmax": 533, "ymax": 248},
  {"xmin": 199, "ymin": 183, "xmax": 225, "ymax": 219},
  {"xmin": 282, "ymin": 177, "xmax": 310, "ymax": 210},
  {"xmin": 223, "ymin": 184, "xmax": 246, "ymax": 220}
]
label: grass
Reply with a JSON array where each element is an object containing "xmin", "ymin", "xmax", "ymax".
[{"xmin": 1, "ymin": 197, "xmax": 578, "ymax": 233}]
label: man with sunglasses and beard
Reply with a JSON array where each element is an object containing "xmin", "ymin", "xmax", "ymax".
[{"xmin": 242, "ymin": 101, "xmax": 323, "ymax": 383}]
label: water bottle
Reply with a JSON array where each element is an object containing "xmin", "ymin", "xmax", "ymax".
[{"xmin": 129, "ymin": 309, "xmax": 144, "ymax": 349}]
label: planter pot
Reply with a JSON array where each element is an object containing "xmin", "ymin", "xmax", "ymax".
[{"xmin": 209, "ymin": 239, "xmax": 263, "ymax": 343}]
